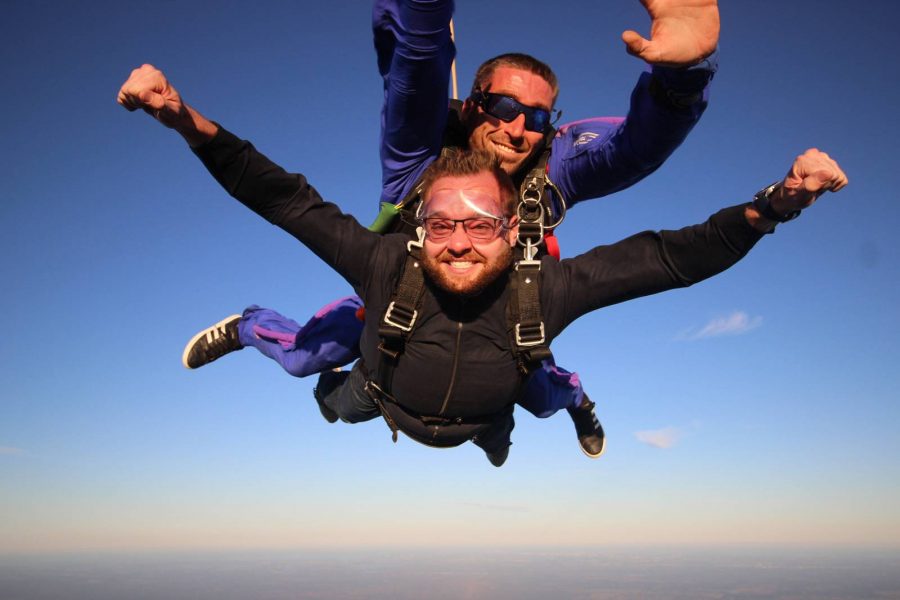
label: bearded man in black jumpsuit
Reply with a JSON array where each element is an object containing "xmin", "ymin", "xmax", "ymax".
[{"xmin": 117, "ymin": 66, "xmax": 848, "ymax": 467}]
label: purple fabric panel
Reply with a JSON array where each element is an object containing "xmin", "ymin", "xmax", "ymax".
[
  {"xmin": 238, "ymin": 301, "xmax": 364, "ymax": 378},
  {"xmin": 517, "ymin": 360, "xmax": 584, "ymax": 418}
]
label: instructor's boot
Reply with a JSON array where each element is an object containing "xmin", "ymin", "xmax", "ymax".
[
  {"xmin": 567, "ymin": 395, "xmax": 606, "ymax": 459},
  {"xmin": 182, "ymin": 315, "xmax": 244, "ymax": 369}
]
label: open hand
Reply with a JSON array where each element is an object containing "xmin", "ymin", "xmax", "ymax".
[{"xmin": 622, "ymin": 0, "xmax": 719, "ymax": 67}]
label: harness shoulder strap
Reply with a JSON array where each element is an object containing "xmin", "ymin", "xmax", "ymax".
[
  {"xmin": 508, "ymin": 256, "xmax": 554, "ymax": 375},
  {"xmin": 376, "ymin": 236, "xmax": 426, "ymax": 395}
]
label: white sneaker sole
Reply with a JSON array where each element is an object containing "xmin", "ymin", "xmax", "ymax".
[{"xmin": 580, "ymin": 432, "xmax": 607, "ymax": 459}]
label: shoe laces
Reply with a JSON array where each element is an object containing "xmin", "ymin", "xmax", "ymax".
[{"xmin": 573, "ymin": 399, "xmax": 600, "ymax": 434}]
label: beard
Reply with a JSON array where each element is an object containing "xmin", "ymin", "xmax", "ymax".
[{"xmin": 421, "ymin": 245, "xmax": 514, "ymax": 296}]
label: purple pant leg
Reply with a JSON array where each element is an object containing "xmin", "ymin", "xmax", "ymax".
[
  {"xmin": 518, "ymin": 360, "xmax": 584, "ymax": 418},
  {"xmin": 238, "ymin": 298, "xmax": 364, "ymax": 378}
]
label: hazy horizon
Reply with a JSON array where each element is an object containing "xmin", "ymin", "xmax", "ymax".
[{"xmin": 3, "ymin": 546, "xmax": 899, "ymax": 599}]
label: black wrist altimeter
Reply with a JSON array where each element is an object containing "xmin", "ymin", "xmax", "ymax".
[{"xmin": 753, "ymin": 182, "xmax": 801, "ymax": 223}]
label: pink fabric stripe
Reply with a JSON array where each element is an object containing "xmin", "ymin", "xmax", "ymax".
[
  {"xmin": 252, "ymin": 325, "xmax": 297, "ymax": 350},
  {"xmin": 313, "ymin": 295, "xmax": 359, "ymax": 318},
  {"xmin": 556, "ymin": 116, "xmax": 624, "ymax": 135}
]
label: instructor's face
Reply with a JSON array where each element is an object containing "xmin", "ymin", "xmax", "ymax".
[
  {"xmin": 464, "ymin": 67, "xmax": 554, "ymax": 176},
  {"xmin": 420, "ymin": 172, "xmax": 517, "ymax": 296}
]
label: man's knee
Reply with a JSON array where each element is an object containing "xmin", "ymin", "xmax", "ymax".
[{"xmin": 316, "ymin": 366, "xmax": 380, "ymax": 424}]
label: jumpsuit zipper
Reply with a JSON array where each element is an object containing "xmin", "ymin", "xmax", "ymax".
[{"xmin": 438, "ymin": 317, "xmax": 464, "ymax": 417}]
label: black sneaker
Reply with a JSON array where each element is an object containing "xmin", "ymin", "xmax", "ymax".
[
  {"xmin": 567, "ymin": 396, "xmax": 606, "ymax": 459},
  {"xmin": 485, "ymin": 444, "xmax": 510, "ymax": 467},
  {"xmin": 312, "ymin": 369, "xmax": 344, "ymax": 424},
  {"xmin": 182, "ymin": 315, "xmax": 243, "ymax": 369}
]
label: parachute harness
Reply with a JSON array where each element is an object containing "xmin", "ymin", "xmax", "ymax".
[
  {"xmin": 367, "ymin": 101, "xmax": 571, "ymax": 439},
  {"xmin": 507, "ymin": 148, "xmax": 565, "ymax": 370}
]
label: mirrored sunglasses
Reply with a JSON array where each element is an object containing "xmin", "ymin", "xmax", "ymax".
[{"xmin": 471, "ymin": 89, "xmax": 554, "ymax": 133}]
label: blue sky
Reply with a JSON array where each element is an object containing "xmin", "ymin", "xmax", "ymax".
[{"xmin": 2, "ymin": 0, "xmax": 898, "ymax": 553}]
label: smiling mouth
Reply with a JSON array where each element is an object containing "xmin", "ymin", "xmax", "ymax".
[
  {"xmin": 490, "ymin": 140, "xmax": 523, "ymax": 156},
  {"xmin": 448, "ymin": 260, "xmax": 475, "ymax": 268},
  {"xmin": 443, "ymin": 260, "xmax": 483, "ymax": 274}
]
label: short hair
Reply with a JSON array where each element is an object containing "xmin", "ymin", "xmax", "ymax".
[
  {"xmin": 419, "ymin": 148, "xmax": 517, "ymax": 217},
  {"xmin": 470, "ymin": 53, "xmax": 559, "ymax": 106}
]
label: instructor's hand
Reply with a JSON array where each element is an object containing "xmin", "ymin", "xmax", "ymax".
[{"xmin": 622, "ymin": 0, "xmax": 719, "ymax": 67}]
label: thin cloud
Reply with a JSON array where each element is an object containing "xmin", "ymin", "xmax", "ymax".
[
  {"xmin": 676, "ymin": 310, "xmax": 762, "ymax": 341},
  {"xmin": 0, "ymin": 446, "xmax": 25, "ymax": 456},
  {"xmin": 635, "ymin": 427, "xmax": 682, "ymax": 449}
]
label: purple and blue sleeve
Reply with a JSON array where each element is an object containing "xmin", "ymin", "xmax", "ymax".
[
  {"xmin": 548, "ymin": 51, "xmax": 719, "ymax": 207},
  {"xmin": 373, "ymin": 0, "xmax": 455, "ymax": 206}
]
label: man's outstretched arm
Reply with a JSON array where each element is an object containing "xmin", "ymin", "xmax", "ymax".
[
  {"xmin": 374, "ymin": 0, "xmax": 455, "ymax": 206},
  {"xmin": 556, "ymin": 148, "xmax": 849, "ymax": 322},
  {"xmin": 551, "ymin": 0, "xmax": 719, "ymax": 205},
  {"xmin": 116, "ymin": 64, "xmax": 295, "ymax": 222},
  {"xmin": 117, "ymin": 65, "xmax": 387, "ymax": 291}
]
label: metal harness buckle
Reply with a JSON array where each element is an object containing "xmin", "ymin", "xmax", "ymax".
[
  {"xmin": 383, "ymin": 301, "xmax": 417, "ymax": 332},
  {"xmin": 515, "ymin": 322, "xmax": 546, "ymax": 347}
]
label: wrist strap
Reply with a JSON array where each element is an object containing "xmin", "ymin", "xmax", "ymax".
[{"xmin": 754, "ymin": 182, "xmax": 800, "ymax": 223}]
